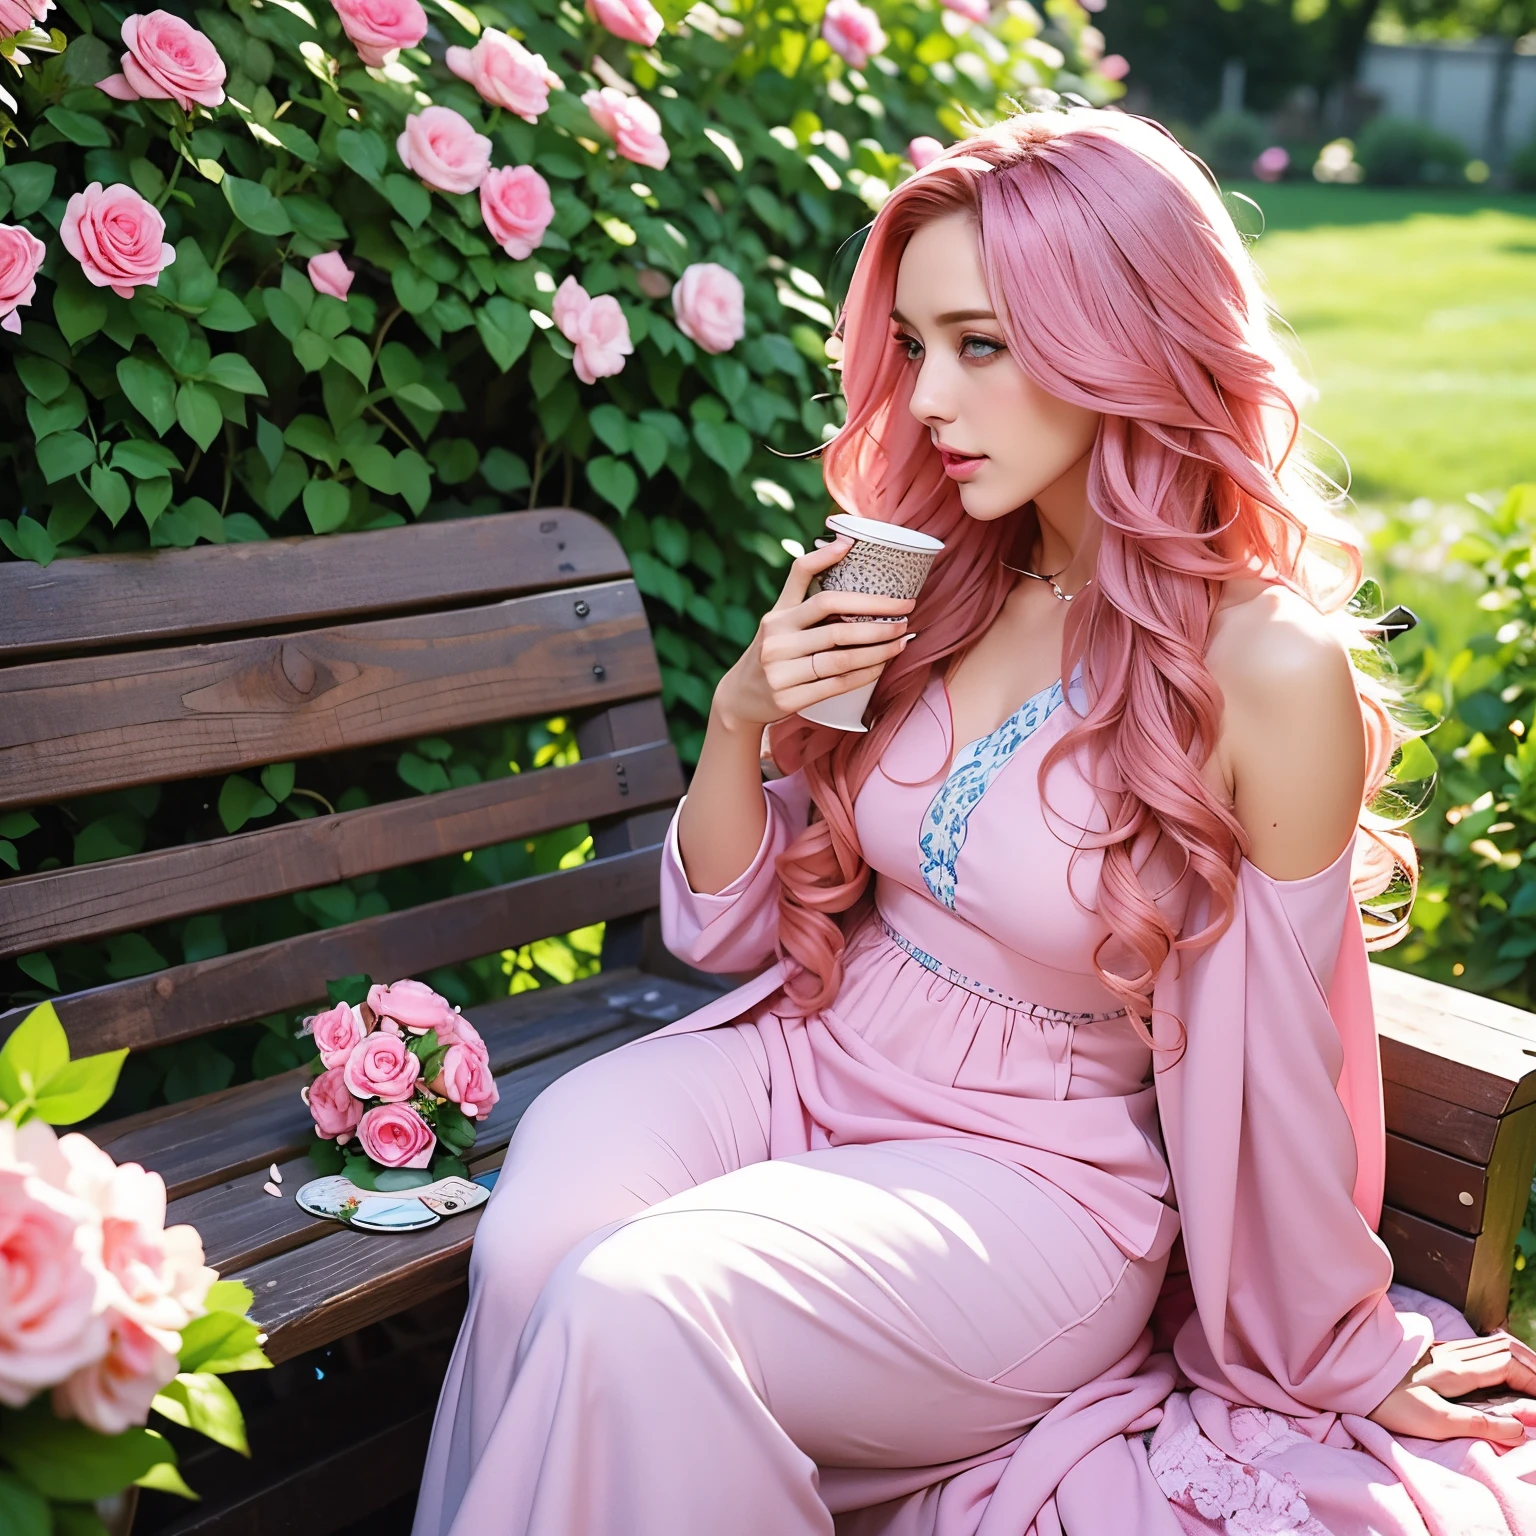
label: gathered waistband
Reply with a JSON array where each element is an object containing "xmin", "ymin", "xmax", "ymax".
[{"xmin": 876, "ymin": 915, "xmax": 1129, "ymax": 1026}]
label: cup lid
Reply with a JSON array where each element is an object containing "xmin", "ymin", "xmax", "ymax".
[{"xmin": 825, "ymin": 512, "xmax": 944, "ymax": 553}]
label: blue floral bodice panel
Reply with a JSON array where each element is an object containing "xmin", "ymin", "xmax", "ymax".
[{"xmin": 918, "ymin": 664, "xmax": 1081, "ymax": 911}]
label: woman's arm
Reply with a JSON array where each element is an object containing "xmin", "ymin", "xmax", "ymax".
[{"xmin": 1198, "ymin": 580, "xmax": 1536, "ymax": 1443}]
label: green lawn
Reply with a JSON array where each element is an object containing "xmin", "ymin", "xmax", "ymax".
[{"xmin": 1230, "ymin": 181, "xmax": 1536, "ymax": 508}]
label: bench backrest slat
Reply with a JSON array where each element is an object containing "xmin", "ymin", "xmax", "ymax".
[
  {"xmin": 0, "ymin": 580, "xmax": 657, "ymax": 810},
  {"xmin": 0, "ymin": 842, "xmax": 666, "ymax": 1056},
  {"xmin": 0, "ymin": 740, "xmax": 683, "ymax": 960},
  {"xmin": 0, "ymin": 509, "xmax": 629, "ymax": 660}
]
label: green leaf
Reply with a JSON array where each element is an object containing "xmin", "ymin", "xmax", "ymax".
[
  {"xmin": 307, "ymin": 294, "xmax": 350, "ymax": 340},
  {"xmin": 198, "ymin": 288, "xmax": 257, "ymax": 331},
  {"xmin": 0, "ymin": 517, "xmax": 56, "ymax": 566},
  {"xmin": 474, "ymin": 297, "xmax": 533, "ymax": 372},
  {"xmin": 630, "ymin": 421, "xmax": 668, "ymax": 477},
  {"xmin": 135, "ymin": 1451, "xmax": 198, "ymax": 1500},
  {"xmin": 256, "ymin": 414, "xmax": 284, "ymax": 474},
  {"xmin": 35, "ymin": 430, "xmax": 96, "ymax": 484},
  {"xmin": 218, "ymin": 774, "xmax": 277, "ymax": 833},
  {"xmin": 0, "ymin": 1470, "xmax": 49, "ymax": 1536},
  {"xmin": 201, "ymin": 354, "xmax": 267, "ymax": 395},
  {"xmin": 31, "ymin": 1048, "xmax": 129, "ymax": 1125},
  {"xmin": 117, "ymin": 355, "xmax": 178, "ymax": 434},
  {"xmin": 284, "ymin": 413, "xmax": 340, "ymax": 470},
  {"xmin": 112, "ymin": 438, "xmax": 182, "ymax": 478},
  {"xmin": 397, "ymin": 751, "xmax": 450, "ymax": 793},
  {"xmin": 586, "ymin": 455, "xmax": 638, "ymax": 515},
  {"xmin": 303, "ymin": 478, "xmax": 350, "ymax": 533},
  {"xmin": 480, "ymin": 446, "xmax": 528, "ymax": 494},
  {"xmin": 103, "ymin": 932, "xmax": 167, "ymax": 980},
  {"xmin": 178, "ymin": 1305, "xmax": 268, "ymax": 1374},
  {"xmin": 44, "ymin": 105, "xmax": 111, "ymax": 146},
  {"xmin": 152, "ymin": 1372, "xmax": 249, "ymax": 1456},
  {"xmin": 262, "ymin": 287, "xmax": 305, "ymax": 341},
  {"xmin": 0, "ymin": 1001, "xmax": 69, "ymax": 1118},
  {"xmin": 54, "ymin": 264, "xmax": 108, "ymax": 345},
  {"xmin": 693, "ymin": 418, "xmax": 752, "ymax": 478},
  {"xmin": 16, "ymin": 954, "xmax": 57, "ymax": 991},
  {"xmin": 50, "ymin": 1507, "xmax": 109, "ymax": 1536},
  {"xmin": 74, "ymin": 814, "xmax": 139, "ymax": 863},
  {"xmin": 88, "ymin": 465, "xmax": 131, "ymax": 525},
  {"xmin": 395, "ymin": 449, "xmax": 431, "ymax": 514},
  {"xmin": 284, "ymin": 193, "xmax": 346, "ymax": 242},
  {"xmin": 15, "ymin": 356, "xmax": 68, "ymax": 401},
  {"xmin": 392, "ymin": 265, "xmax": 439, "ymax": 314},
  {"xmin": 205, "ymin": 1279, "xmax": 256, "ymax": 1316},
  {"xmin": 347, "ymin": 443, "xmax": 396, "ymax": 493},
  {"xmin": 260, "ymin": 762, "xmax": 296, "ymax": 802},
  {"xmin": 383, "ymin": 171, "xmax": 431, "ymax": 229},
  {"xmin": 26, "ymin": 388, "xmax": 87, "ymax": 440},
  {"xmin": 293, "ymin": 328, "xmax": 330, "ymax": 372},
  {"xmin": 0, "ymin": 161, "xmax": 56, "ymax": 219},
  {"xmin": 222, "ymin": 175, "xmax": 290, "ymax": 236},
  {"xmin": 429, "ymin": 437, "xmax": 477, "ymax": 485},
  {"xmin": 336, "ymin": 127, "xmax": 387, "ymax": 182},
  {"xmin": 328, "ymin": 334, "xmax": 372, "ymax": 386},
  {"xmin": 588, "ymin": 403, "xmax": 631, "ymax": 454},
  {"xmin": 176, "ymin": 383, "xmax": 223, "ymax": 451}
]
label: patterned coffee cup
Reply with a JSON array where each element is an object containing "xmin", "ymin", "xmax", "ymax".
[{"xmin": 799, "ymin": 513, "xmax": 944, "ymax": 733}]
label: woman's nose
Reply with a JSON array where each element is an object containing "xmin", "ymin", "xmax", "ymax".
[{"xmin": 907, "ymin": 358, "xmax": 956, "ymax": 426}]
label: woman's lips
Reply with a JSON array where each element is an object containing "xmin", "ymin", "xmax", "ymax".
[{"xmin": 939, "ymin": 449, "xmax": 986, "ymax": 479}]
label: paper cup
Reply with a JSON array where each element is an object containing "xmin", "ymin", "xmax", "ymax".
[{"xmin": 798, "ymin": 513, "xmax": 944, "ymax": 733}]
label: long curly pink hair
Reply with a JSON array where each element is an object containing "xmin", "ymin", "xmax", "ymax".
[{"xmin": 764, "ymin": 108, "xmax": 1419, "ymax": 1047}]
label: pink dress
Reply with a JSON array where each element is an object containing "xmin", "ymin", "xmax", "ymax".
[
  {"xmin": 646, "ymin": 666, "xmax": 1536, "ymax": 1533},
  {"xmin": 413, "ymin": 664, "xmax": 1536, "ymax": 1536}
]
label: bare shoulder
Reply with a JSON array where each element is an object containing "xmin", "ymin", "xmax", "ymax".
[{"xmin": 1205, "ymin": 578, "xmax": 1366, "ymax": 880}]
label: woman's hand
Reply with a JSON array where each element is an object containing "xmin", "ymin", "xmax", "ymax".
[
  {"xmin": 1366, "ymin": 1334, "xmax": 1536, "ymax": 1445},
  {"xmin": 711, "ymin": 535, "xmax": 917, "ymax": 733}
]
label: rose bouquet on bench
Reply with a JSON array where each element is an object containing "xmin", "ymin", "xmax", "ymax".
[{"xmin": 302, "ymin": 980, "xmax": 500, "ymax": 1193}]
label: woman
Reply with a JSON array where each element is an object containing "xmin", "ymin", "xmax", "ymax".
[{"xmin": 413, "ymin": 108, "xmax": 1536, "ymax": 1535}]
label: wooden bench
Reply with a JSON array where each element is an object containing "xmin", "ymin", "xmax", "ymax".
[{"xmin": 1, "ymin": 512, "xmax": 1533, "ymax": 1531}]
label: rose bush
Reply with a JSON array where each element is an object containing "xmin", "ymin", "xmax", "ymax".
[
  {"xmin": 0, "ymin": 0, "xmax": 1120, "ymax": 1113},
  {"xmin": 0, "ymin": 1003, "xmax": 270, "ymax": 1528}
]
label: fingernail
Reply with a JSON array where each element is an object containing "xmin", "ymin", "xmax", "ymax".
[{"xmin": 903, "ymin": 632, "xmax": 918, "ymax": 645}]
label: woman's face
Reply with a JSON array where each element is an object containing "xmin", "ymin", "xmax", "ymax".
[{"xmin": 891, "ymin": 210, "xmax": 1101, "ymax": 523}]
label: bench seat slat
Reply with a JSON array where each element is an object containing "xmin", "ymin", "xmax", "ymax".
[
  {"xmin": 0, "ymin": 508, "xmax": 628, "ymax": 661},
  {"xmin": 1383, "ymin": 1131, "xmax": 1488, "ymax": 1235},
  {"xmin": 238, "ymin": 1018, "xmax": 658, "ymax": 1362},
  {"xmin": 1382, "ymin": 1079, "xmax": 1500, "ymax": 1164},
  {"xmin": 1379, "ymin": 1203, "xmax": 1477, "ymax": 1302},
  {"xmin": 0, "ymin": 742, "xmax": 682, "ymax": 959},
  {"xmin": 0, "ymin": 579, "xmax": 658, "ymax": 810},
  {"xmin": 0, "ymin": 846, "xmax": 665, "ymax": 1056}
]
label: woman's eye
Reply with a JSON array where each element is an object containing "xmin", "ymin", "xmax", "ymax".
[
  {"xmin": 961, "ymin": 335, "xmax": 1003, "ymax": 359},
  {"xmin": 896, "ymin": 334, "xmax": 921, "ymax": 361}
]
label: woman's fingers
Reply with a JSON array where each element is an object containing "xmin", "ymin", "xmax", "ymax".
[
  {"xmin": 770, "ymin": 537, "xmax": 854, "ymax": 613},
  {"xmin": 772, "ymin": 658, "xmax": 896, "ymax": 716},
  {"xmin": 790, "ymin": 587, "xmax": 917, "ymax": 627},
  {"xmin": 769, "ymin": 633, "xmax": 913, "ymax": 688},
  {"xmin": 767, "ymin": 617, "xmax": 910, "ymax": 659}
]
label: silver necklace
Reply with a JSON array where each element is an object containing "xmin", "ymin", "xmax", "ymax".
[{"xmin": 1000, "ymin": 555, "xmax": 1092, "ymax": 603}]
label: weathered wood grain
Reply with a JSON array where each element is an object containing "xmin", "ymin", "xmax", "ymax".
[
  {"xmin": 0, "ymin": 580, "xmax": 659, "ymax": 810},
  {"xmin": 0, "ymin": 742, "xmax": 681, "ymax": 958},
  {"xmin": 1380, "ymin": 1204, "xmax": 1477, "ymax": 1308},
  {"xmin": 0, "ymin": 507, "xmax": 627, "ymax": 661},
  {"xmin": 0, "ymin": 846, "xmax": 665, "ymax": 1055},
  {"xmin": 1383, "ymin": 1079, "xmax": 1501, "ymax": 1164},
  {"xmin": 1383, "ymin": 1131, "xmax": 1487, "ymax": 1236},
  {"xmin": 238, "ymin": 1020, "xmax": 655, "ymax": 1361}
]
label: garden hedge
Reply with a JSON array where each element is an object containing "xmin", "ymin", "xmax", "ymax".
[{"xmin": 0, "ymin": 0, "xmax": 1119, "ymax": 1111}]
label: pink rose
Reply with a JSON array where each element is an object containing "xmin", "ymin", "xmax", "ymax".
[
  {"xmin": 308, "ymin": 1066, "xmax": 364, "ymax": 1140},
  {"xmin": 429, "ymin": 1043, "xmax": 499, "ymax": 1121},
  {"xmin": 446, "ymin": 30, "xmax": 559, "ymax": 122},
  {"xmin": 671, "ymin": 262, "xmax": 744, "ymax": 354},
  {"xmin": 442, "ymin": 1012, "xmax": 486, "ymax": 1056},
  {"xmin": 60, "ymin": 182, "xmax": 175, "ymax": 300},
  {"xmin": 585, "ymin": 0, "xmax": 662, "ymax": 46},
  {"xmin": 1253, "ymin": 145, "xmax": 1290, "ymax": 183},
  {"xmin": 1099, "ymin": 53, "xmax": 1129, "ymax": 80},
  {"xmin": 940, "ymin": 0, "xmax": 990, "ymax": 20},
  {"xmin": 552, "ymin": 275, "xmax": 634, "ymax": 385},
  {"xmin": 357, "ymin": 1103, "xmax": 435, "ymax": 1169},
  {"xmin": 367, "ymin": 978, "xmax": 457, "ymax": 1037},
  {"xmin": 0, "ymin": 1124, "xmax": 108, "ymax": 1408},
  {"xmin": 329, "ymin": 0, "xmax": 426, "ymax": 66},
  {"xmin": 307, "ymin": 1000, "xmax": 367, "ymax": 1069},
  {"xmin": 0, "ymin": 224, "xmax": 46, "ymax": 336},
  {"xmin": 581, "ymin": 86, "xmax": 669, "ymax": 171},
  {"xmin": 396, "ymin": 105, "xmax": 492, "ymax": 195},
  {"xmin": 97, "ymin": 12, "xmax": 227, "ymax": 111},
  {"xmin": 56, "ymin": 1135, "xmax": 213, "ymax": 1341},
  {"xmin": 0, "ymin": 0, "xmax": 53, "ymax": 38},
  {"xmin": 479, "ymin": 165, "xmax": 554, "ymax": 260},
  {"xmin": 821, "ymin": 0, "xmax": 886, "ymax": 69},
  {"xmin": 307, "ymin": 250, "xmax": 353, "ymax": 300},
  {"xmin": 343, "ymin": 1031, "xmax": 421, "ymax": 1103},
  {"xmin": 53, "ymin": 1314, "xmax": 176, "ymax": 1436},
  {"xmin": 907, "ymin": 136, "xmax": 944, "ymax": 170}
]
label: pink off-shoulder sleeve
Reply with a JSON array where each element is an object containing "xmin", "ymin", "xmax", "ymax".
[
  {"xmin": 659, "ymin": 770, "xmax": 812, "ymax": 975},
  {"xmin": 1152, "ymin": 836, "xmax": 1435, "ymax": 1419}
]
